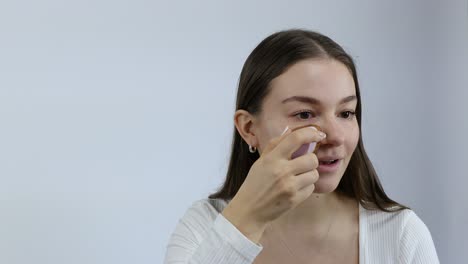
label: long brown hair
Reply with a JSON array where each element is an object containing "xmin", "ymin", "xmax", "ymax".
[{"xmin": 209, "ymin": 29, "xmax": 407, "ymax": 212}]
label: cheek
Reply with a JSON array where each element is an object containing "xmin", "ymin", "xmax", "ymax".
[
  {"xmin": 346, "ymin": 124, "xmax": 360, "ymax": 155},
  {"xmin": 259, "ymin": 127, "xmax": 280, "ymax": 149},
  {"xmin": 260, "ymin": 111, "xmax": 289, "ymax": 137},
  {"xmin": 257, "ymin": 123, "xmax": 289, "ymax": 153}
]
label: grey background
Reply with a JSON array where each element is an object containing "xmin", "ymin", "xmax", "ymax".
[{"xmin": 1, "ymin": 0, "xmax": 467, "ymax": 263}]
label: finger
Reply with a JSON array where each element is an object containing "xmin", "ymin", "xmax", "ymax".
[
  {"xmin": 294, "ymin": 170, "xmax": 319, "ymax": 191},
  {"xmin": 272, "ymin": 126, "xmax": 326, "ymax": 160},
  {"xmin": 287, "ymin": 152, "xmax": 319, "ymax": 175},
  {"xmin": 295, "ymin": 181, "xmax": 316, "ymax": 202},
  {"xmin": 262, "ymin": 126, "xmax": 291, "ymax": 155}
]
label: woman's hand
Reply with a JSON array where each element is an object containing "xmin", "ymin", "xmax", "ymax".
[{"xmin": 222, "ymin": 126, "xmax": 326, "ymax": 243}]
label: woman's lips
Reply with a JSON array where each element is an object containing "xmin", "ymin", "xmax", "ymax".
[{"xmin": 317, "ymin": 159, "xmax": 342, "ymax": 173}]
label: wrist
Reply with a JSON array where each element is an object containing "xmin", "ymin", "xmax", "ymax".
[{"xmin": 221, "ymin": 203, "xmax": 267, "ymax": 243}]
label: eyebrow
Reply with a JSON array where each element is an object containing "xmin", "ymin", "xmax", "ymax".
[{"xmin": 281, "ymin": 95, "xmax": 357, "ymax": 105}]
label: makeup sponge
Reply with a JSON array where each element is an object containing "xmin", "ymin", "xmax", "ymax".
[{"xmin": 291, "ymin": 124, "xmax": 322, "ymax": 159}]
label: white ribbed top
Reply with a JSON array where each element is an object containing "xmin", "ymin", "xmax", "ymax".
[{"xmin": 164, "ymin": 198, "xmax": 439, "ymax": 263}]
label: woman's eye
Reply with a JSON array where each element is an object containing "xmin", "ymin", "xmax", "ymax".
[
  {"xmin": 294, "ymin": 111, "xmax": 315, "ymax": 120},
  {"xmin": 341, "ymin": 111, "xmax": 356, "ymax": 119}
]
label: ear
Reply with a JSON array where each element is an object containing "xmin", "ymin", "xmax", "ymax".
[{"xmin": 234, "ymin": 109, "xmax": 259, "ymax": 148}]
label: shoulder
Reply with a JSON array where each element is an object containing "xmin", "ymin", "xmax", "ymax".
[
  {"xmin": 177, "ymin": 198, "xmax": 229, "ymax": 236},
  {"xmin": 360, "ymin": 206, "xmax": 439, "ymax": 263},
  {"xmin": 185, "ymin": 198, "xmax": 229, "ymax": 218},
  {"xmin": 165, "ymin": 198, "xmax": 263, "ymax": 263},
  {"xmin": 360, "ymin": 205, "xmax": 413, "ymax": 249},
  {"xmin": 361, "ymin": 206, "xmax": 432, "ymax": 239},
  {"xmin": 360, "ymin": 205, "xmax": 415, "ymax": 231},
  {"xmin": 398, "ymin": 210, "xmax": 439, "ymax": 262},
  {"xmin": 166, "ymin": 198, "xmax": 230, "ymax": 248}
]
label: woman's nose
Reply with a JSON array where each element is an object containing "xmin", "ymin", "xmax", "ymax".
[{"xmin": 318, "ymin": 119, "xmax": 345, "ymax": 147}]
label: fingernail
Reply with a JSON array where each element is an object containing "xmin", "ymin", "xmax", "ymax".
[
  {"xmin": 309, "ymin": 126, "xmax": 317, "ymax": 131},
  {"xmin": 319, "ymin": 131, "xmax": 327, "ymax": 138}
]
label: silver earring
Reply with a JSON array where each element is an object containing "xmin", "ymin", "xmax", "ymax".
[{"xmin": 249, "ymin": 145, "xmax": 257, "ymax": 153}]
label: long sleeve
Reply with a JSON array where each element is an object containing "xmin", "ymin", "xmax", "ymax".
[
  {"xmin": 398, "ymin": 211, "xmax": 439, "ymax": 264},
  {"xmin": 164, "ymin": 200, "xmax": 263, "ymax": 264}
]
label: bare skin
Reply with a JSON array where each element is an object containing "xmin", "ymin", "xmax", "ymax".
[{"xmin": 255, "ymin": 193, "xmax": 359, "ymax": 264}]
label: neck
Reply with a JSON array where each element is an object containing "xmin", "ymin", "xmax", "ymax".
[{"xmin": 275, "ymin": 191, "xmax": 346, "ymax": 228}]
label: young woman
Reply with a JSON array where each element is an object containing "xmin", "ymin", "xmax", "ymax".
[{"xmin": 164, "ymin": 29, "xmax": 439, "ymax": 263}]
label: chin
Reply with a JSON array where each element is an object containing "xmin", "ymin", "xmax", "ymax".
[{"xmin": 313, "ymin": 175, "xmax": 342, "ymax": 193}]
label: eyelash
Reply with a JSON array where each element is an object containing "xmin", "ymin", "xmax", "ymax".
[{"xmin": 293, "ymin": 110, "xmax": 357, "ymax": 120}]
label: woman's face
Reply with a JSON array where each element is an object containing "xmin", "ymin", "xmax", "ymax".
[{"xmin": 253, "ymin": 58, "xmax": 360, "ymax": 193}]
